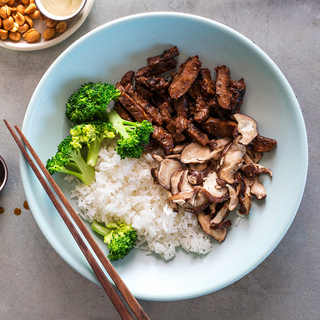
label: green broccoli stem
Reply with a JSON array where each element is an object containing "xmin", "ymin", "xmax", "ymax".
[
  {"xmin": 91, "ymin": 220, "xmax": 112, "ymax": 237},
  {"xmin": 67, "ymin": 149, "xmax": 95, "ymax": 185},
  {"xmin": 107, "ymin": 109, "xmax": 138, "ymax": 139},
  {"xmin": 86, "ymin": 134, "xmax": 104, "ymax": 166}
]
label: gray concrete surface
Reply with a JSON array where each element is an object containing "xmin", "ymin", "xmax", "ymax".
[{"xmin": 0, "ymin": 1, "xmax": 319, "ymax": 319}]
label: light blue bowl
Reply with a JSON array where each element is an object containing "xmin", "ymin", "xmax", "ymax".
[{"xmin": 21, "ymin": 12, "xmax": 308, "ymax": 301}]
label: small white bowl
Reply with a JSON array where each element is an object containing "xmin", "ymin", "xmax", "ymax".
[
  {"xmin": 0, "ymin": 155, "xmax": 8, "ymax": 192},
  {"xmin": 34, "ymin": 0, "xmax": 87, "ymax": 21}
]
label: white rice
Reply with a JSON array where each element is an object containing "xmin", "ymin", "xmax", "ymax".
[{"xmin": 69, "ymin": 139, "xmax": 212, "ymax": 260}]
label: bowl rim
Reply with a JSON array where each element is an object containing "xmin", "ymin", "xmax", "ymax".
[
  {"xmin": 34, "ymin": 0, "xmax": 87, "ymax": 21},
  {"xmin": 0, "ymin": 155, "xmax": 8, "ymax": 192}
]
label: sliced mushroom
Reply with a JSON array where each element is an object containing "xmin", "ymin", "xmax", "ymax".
[
  {"xmin": 226, "ymin": 184, "xmax": 238, "ymax": 211},
  {"xmin": 210, "ymin": 202, "xmax": 230, "ymax": 226},
  {"xmin": 239, "ymin": 194, "xmax": 251, "ymax": 215},
  {"xmin": 180, "ymin": 142, "xmax": 212, "ymax": 164},
  {"xmin": 170, "ymin": 170, "xmax": 184, "ymax": 195},
  {"xmin": 218, "ymin": 136, "xmax": 246, "ymax": 184},
  {"xmin": 152, "ymin": 153, "xmax": 164, "ymax": 163},
  {"xmin": 250, "ymin": 177, "xmax": 267, "ymax": 200},
  {"xmin": 197, "ymin": 211, "xmax": 227, "ymax": 242},
  {"xmin": 167, "ymin": 190, "xmax": 195, "ymax": 202},
  {"xmin": 157, "ymin": 159, "xmax": 182, "ymax": 189},
  {"xmin": 242, "ymin": 154, "xmax": 273, "ymax": 177},
  {"xmin": 202, "ymin": 172, "xmax": 230, "ymax": 203},
  {"xmin": 163, "ymin": 189, "xmax": 179, "ymax": 212},
  {"xmin": 210, "ymin": 138, "xmax": 232, "ymax": 160},
  {"xmin": 178, "ymin": 169, "xmax": 195, "ymax": 192},
  {"xmin": 233, "ymin": 113, "xmax": 258, "ymax": 145},
  {"xmin": 252, "ymin": 134, "xmax": 277, "ymax": 153}
]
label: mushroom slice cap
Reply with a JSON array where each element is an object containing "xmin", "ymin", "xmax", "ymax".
[
  {"xmin": 218, "ymin": 136, "xmax": 246, "ymax": 184},
  {"xmin": 167, "ymin": 190, "xmax": 195, "ymax": 202},
  {"xmin": 197, "ymin": 212, "xmax": 227, "ymax": 242},
  {"xmin": 152, "ymin": 153, "xmax": 164, "ymax": 162},
  {"xmin": 202, "ymin": 172, "xmax": 229, "ymax": 203},
  {"xmin": 210, "ymin": 137, "xmax": 232, "ymax": 160},
  {"xmin": 178, "ymin": 169, "xmax": 195, "ymax": 192},
  {"xmin": 157, "ymin": 159, "xmax": 183, "ymax": 189},
  {"xmin": 210, "ymin": 202, "xmax": 230, "ymax": 226},
  {"xmin": 250, "ymin": 177, "xmax": 267, "ymax": 200},
  {"xmin": 226, "ymin": 184, "xmax": 238, "ymax": 211},
  {"xmin": 170, "ymin": 169, "xmax": 184, "ymax": 195},
  {"xmin": 180, "ymin": 142, "xmax": 212, "ymax": 164},
  {"xmin": 233, "ymin": 113, "xmax": 258, "ymax": 145}
]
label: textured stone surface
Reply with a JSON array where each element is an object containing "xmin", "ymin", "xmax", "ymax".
[{"xmin": 0, "ymin": 1, "xmax": 319, "ymax": 319}]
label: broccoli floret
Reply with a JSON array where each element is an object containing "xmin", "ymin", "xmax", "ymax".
[
  {"xmin": 70, "ymin": 121, "xmax": 116, "ymax": 166},
  {"xmin": 91, "ymin": 220, "xmax": 138, "ymax": 261},
  {"xmin": 107, "ymin": 109, "xmax": 154, "ymax": 159},
  {"xmin": 65, "ymin": 82, "xmax": 121, "ymax": 124},
  {"xmin": 46, "ymin": 136, "xmax": 95, "ymax": 186}
]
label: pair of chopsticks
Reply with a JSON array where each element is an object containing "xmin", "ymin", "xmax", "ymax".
[{"xmin": 4, "ymin": 120, "xmax": 149, "ymax": 320}]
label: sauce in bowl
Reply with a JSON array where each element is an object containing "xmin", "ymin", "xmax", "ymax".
[{"xmin": 41, "ymin": 0, "xmax": 83, "ymax": 17}]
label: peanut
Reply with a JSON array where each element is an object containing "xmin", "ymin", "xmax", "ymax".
[
  {"xmin": 14, "ymin": 12, "xmax": 25, "ymax": 26},
  {"xmin": 29, "ymin": 10, "xmax": 40, "ymax": 20},
  {"xmin": 16, "ymin": 4, "xmax": 26, "ymax": 15},
  {"xmin": 0, "ymin": 29, "xmax": 8, "ymax": 40},
  {"xmin": 8, "ymin": 31, "xmax": 20, "ymax": 41},
  {"xmin": 10, "ymin": 21, "xmax": 19, "ymax": 32},
  {"xmin": 43, "ymin": 27, "xmax": 55, "ymax": 40},
  {"xmin": 2, "ymin": 15, "xmax": 13, "ymax": 30},
  {"xmin": 7, "ymin": 0, "xmax": 14, "ymax": 5},
  {"xmin": 46, "ymin": 18, "xmax": 57, "ymax": 28},
  {"xmin": 25, "ymin": 15, "xmax": 33, "ymax": 28},
  {"xmin": 55, "ymin": 21, "xmax": 67, "ymax": 33},
  {"xmin": 24, "ymin": 3, "xmax": 36, "ymax": 15},
  {"xmin": 0, "ymin": 5, "xmax": 11, "ymax": 19},
  {"xmin": 18, "ymin": 22, "xmax": 29, "ymax": 33},
  {"xmin": 21, "ymin": 0, "xmax": 30, "ymax": 4},
  {"xmin": 24, "ymin": 29, "xmax": 40, "ymax": 42}
]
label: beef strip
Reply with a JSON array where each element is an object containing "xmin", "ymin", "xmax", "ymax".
[
  {"xmin": 168, "ymin": 56, "xmax": 202, "ymax": 100},
  {"xmin": 120, "ymin": 70, "xmax": 135, "ymax": 86},
  {"xmin": 116, "ymin": 83, "xmax": 151, "ymax": 122},
  {"xmin": 135, "ymin": 59, "xmax": 177, "ymax": 78},
  {"xmin": 135, "ymin": 75, "xmax": 171, "ymax": 94},
  {"xmin": 215, "ymin": 65, "xmax": 232, "ymax": 110},
  {"xmin": 159, "ymin": 102, "xmax": 173, "ymax": 125},
  {"xmin": 203, "ymin": 117, "xmax": 237, "ymax": 138},
  {"xmin": 230, "ymin": 78, "xmax": 246, "ymax": 114},
  {"xmin": 193, "ymin": 95, "xmax": 210, "ymax": 123},
  {"xmin": 173, "ymin": 95, "xmax": 190, "ymax": 118},
  {"xmin": 198, "ymin": 68, "xmax": 215, "ymax": 96},
  {"xmin": 152, "ymin": 125, "xmax": 175, "ymax": 154},
  {"xmin": 175, "ymin": 115, "xmax": 210, "ymax": 146},
  {"xmin": 147, "ymin": 46, "xmax": 180, "ymax": 66},
  {"xmin": 166, "ymin": 121, "xmax": 186, "ymax": 142},
  {"xmin": 113, "ymin": 102, "xmax": 135, "ymax": 121}
]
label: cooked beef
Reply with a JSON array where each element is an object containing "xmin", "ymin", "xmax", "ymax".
[
  {"xmin": 173, "ymin": 95, "xmax": 190, "ymax": 118},
  {"xmin": 152, "ymin": 125, "xmax": 175, "ymax": 154},
  {"xmin": 194, "ymin": 96, "xmax": 210, "ymax": 123},
  {"xmin": 113, "ymin": 102, "xmax": 135, "ymax": 121},
  {"xmin": 116, "ymin": 83, "xmax": 151, "ymax": 122},
  {"xmin": 169, "ymin": 56, "xmax": 202, "ymax": 100},
  {"xmin": 198, "ymin": 68, "xmax": 215, "ymax": 96},
  {"xmin": 174, "ymin": 115, "xmax": 189, "ymax": 134},
  {"xmin": 230, "ymin": 78, "xmax": 246, "ymax": 114},
  {"xmin": 203, "ymin": 117, "xmax": 237, "ymax": 137},
  {"xmin": 147, "ymin": 46, "xmax": 180, "ymax": 66},
  {"xmin": 166, "ymin": 121, "xmax": 186, "ymax": 142},
  {"xmin": 252, "ymin": 134, "xmax": 277, "ymax": 152},
  {"xmin": 158, "ymin": 102, "xmax": 173, "ymax": 125},
  {"xmin": 215, "ymin": 65, "xmax": 232, "ymax": 110},
  {"xmin": 136, "ymin": 75, "xmax": 171, "ymax": 93},
  {"xmin": 120, "ymin": 70, "xmax": 135, "ymax": 86},
  {"xmin": 135, "ymin": 59, "xmax": 177, "ymax": 78}
]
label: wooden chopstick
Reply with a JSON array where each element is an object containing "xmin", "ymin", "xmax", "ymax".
[{"xmin": 4, "ymin": 120, "xmax": 149, "ymax": 320}]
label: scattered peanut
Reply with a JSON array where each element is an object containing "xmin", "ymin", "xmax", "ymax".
[
  {"xmin": 43, "ymin": 27, "xmax": 55, "ymax": 40},
  {"xmin": 24, "ymin": 29, "xmax": 40, "ymax": 42},
  {"xmin": 46, "ymin": 18, "xmax": 57, "ymax": 28},
  {"xmin": 55, "ymin": 21, "xmax": 67, "ymax": 34},
  {"xmin": 0, "ymin": 1, "xmax": 69, "ymax": 44},
  {"xmin": 8, "ymin": 31, "xmax": 20, "ymax": 41},
  {"xmin": 17, "ymin": 22, "xmax": 29, "ymax": 33}
]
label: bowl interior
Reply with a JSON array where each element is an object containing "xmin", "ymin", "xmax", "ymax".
[{"xmin": 21, "ymin": 13, "xmax": 308, "ymax": 301}]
